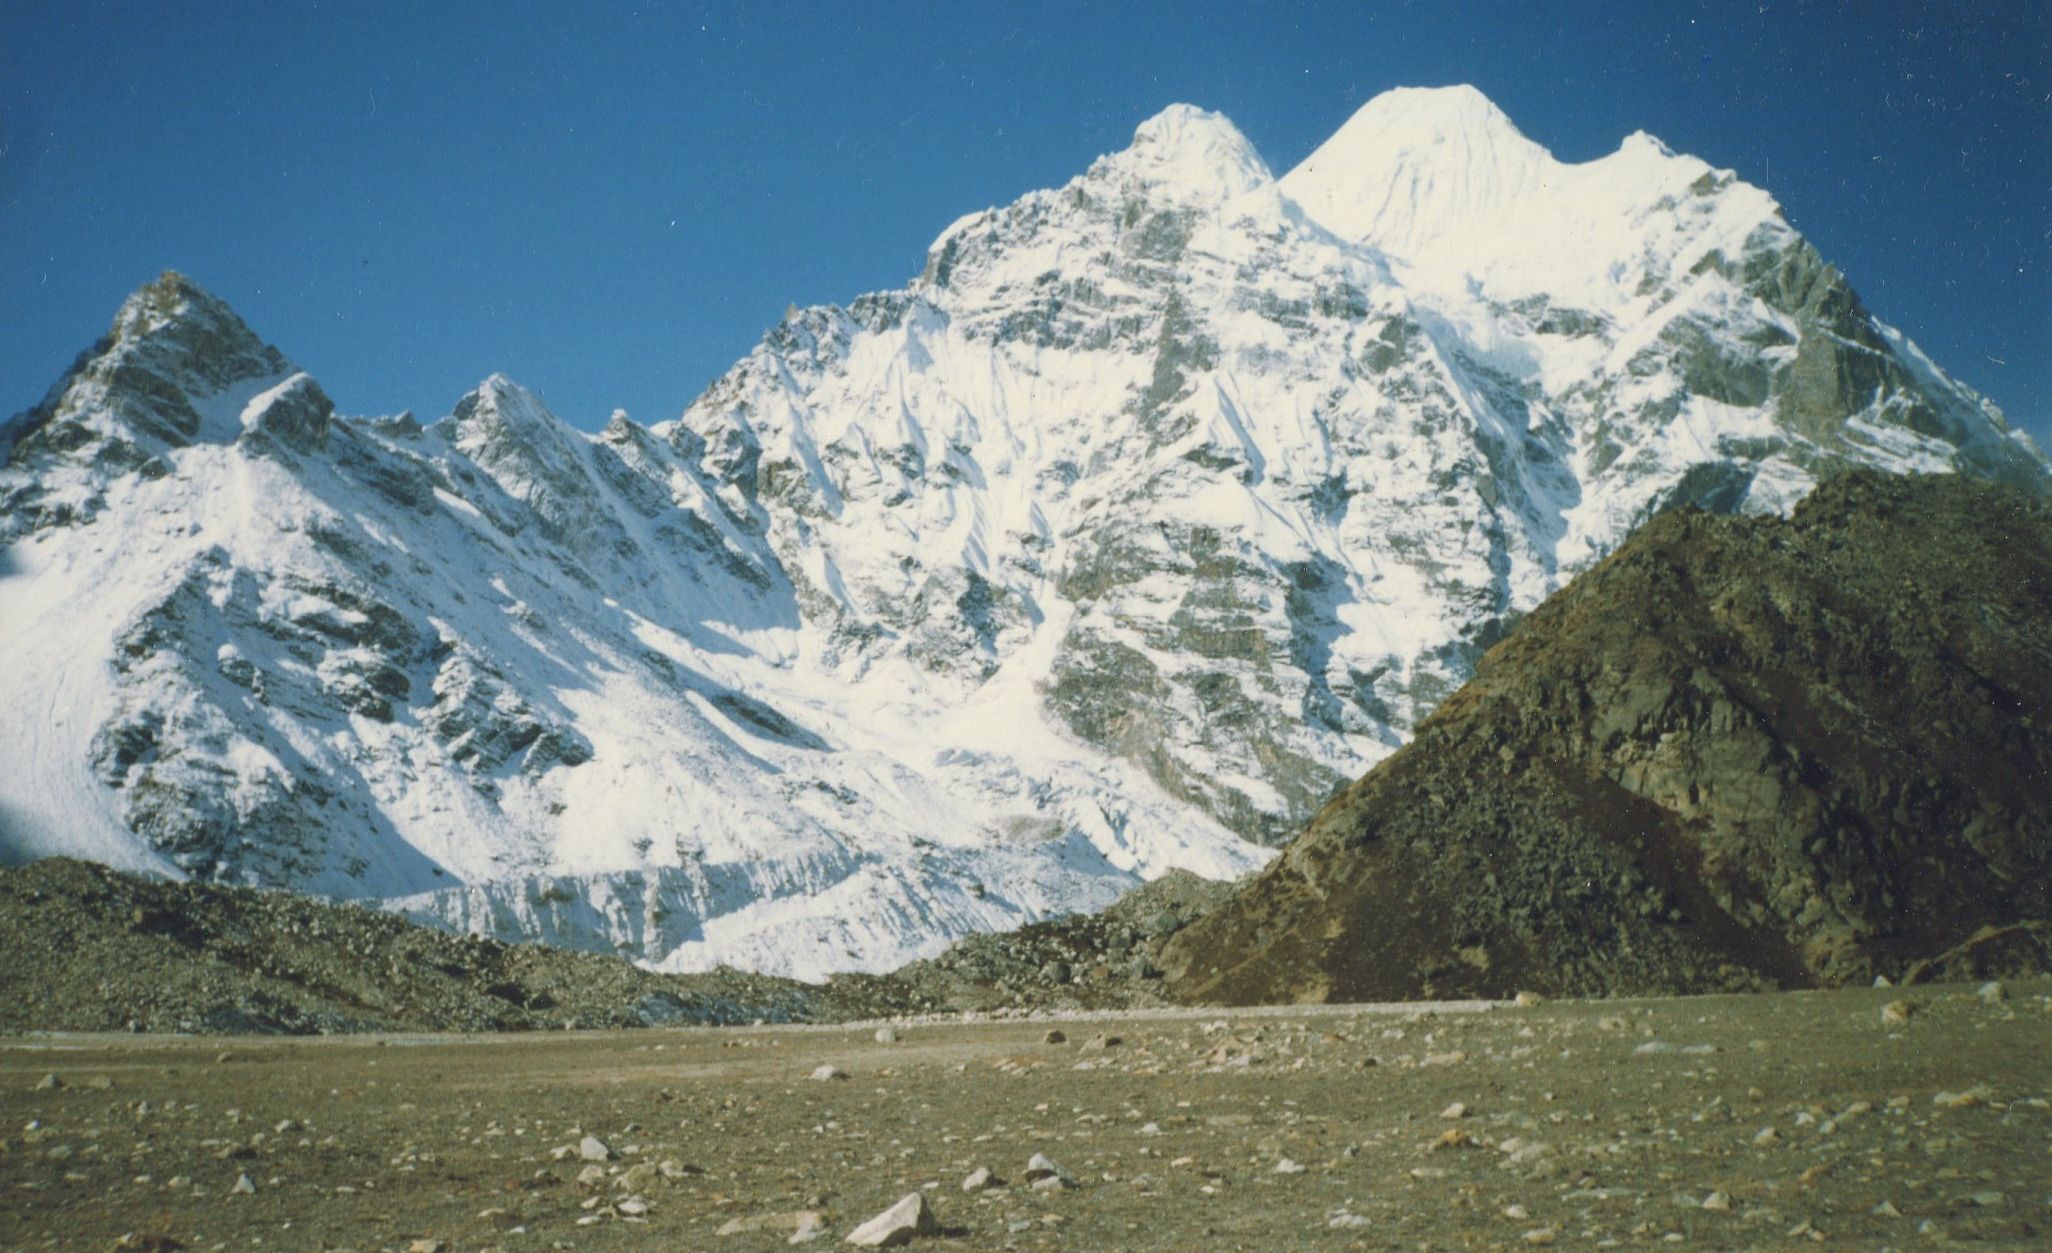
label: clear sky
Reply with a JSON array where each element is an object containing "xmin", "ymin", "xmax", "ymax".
[{"xmin": 3, "ymin": 1, "xmax": 2047, "ymax": 443}]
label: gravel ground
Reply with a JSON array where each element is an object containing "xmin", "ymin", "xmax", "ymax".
[{"xmin": 2, "ymin": 979, "xmax": 2047, "ymax": 1251}]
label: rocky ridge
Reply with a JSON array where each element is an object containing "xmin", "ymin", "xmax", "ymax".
[{"xmin": 1163, "ymin": 471, "xmax": 2052, "ymax": 1004}]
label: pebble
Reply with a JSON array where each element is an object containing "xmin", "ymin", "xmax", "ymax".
[
  {"xmin": 1932, "ymin": 1086, "xmax": 1993, "ymax": 1109},
  {"xmin": 846, "ymin": 1192, "xmax": 939, "ymax": 1247},
  {"xmin": 1272, "ymin": 1157, "xmax": 1306, "ymax": 1174},
  {"xmin": 408, "ymin": 1242, "xmax": 446, "ymax": 1253},
  {"xmin": 1701, "ymin": 1189, "xmax": 1732, "ymax": 1211},
  {"xmin": 810, "ymin": 1064, "xmax": 848, "ymax": 1082},
  {"xmin": 1969, "ymin": 1190, "xmax": 2006, "ymax": 1207},
  {"xmin": 1873, "ymin": 1200, "xmax": 1901, "ymax": 1217},
  {"xmin": 1440, "ymin": 1101, "xmax": 1468, "ymax": 1119},
  {"xmin": 1513, "ymin": 991, "xmax": 1545, "ymax": 1007},
  {"xmin": 33, "ymin": 1073, "xmax": 60, "ymax": 1091},
  {"xmin": 1880, "ymin": 1000, "xmax": 1913, "ymax": 1026},
  {"xmin": 1079, "ymin": 1032, "xmax": 1121, "ymax": 1052},
  {"xmin": 1024, "ymin": 1152, "xmax": 1076, "ymax": 1190},
  {"xmin": 1042, "ymin": 1029, "xmax": 1067, "ymax": 1045},
  {"xmin": 874, "ymin": 1026, "xmax": 899, "ymax": 1045},
  {"xmin": 1977, "ymin": 980, "xmax": 2006, "ymax": 1003},
  {"xmin": 714, "ymin": 1209, "xmax": 827, "ymax": 1237},
  {"xmin": 961, "ymin": 1166, "xmax": 999, "ymax": 1192},
  {"xmin": 1753, "ymin": 1127, "xmax": 1780, "ymax": 1146},
  {"xmin": 579, "ymin": 1134, "xmax": 615, "ymax": 1162},
  {"xmin": 1328, "ymin": 1213, "xmax": 1372, "ymax": 1229},
  {"xmin": 231, "ymin": 1172, "xmax": 255, "ymax": 1195}
]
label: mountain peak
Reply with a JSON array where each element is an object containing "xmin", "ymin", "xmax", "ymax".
[
  {"xmin": 1110, "ymin": 103, "xmax": 1273, "ymax": 201},
  {"xmin": 1279, "ymin": 85, "xmax": 1551, "ymax": 255},
  {"xmin": 112, "ymin": 271, "xmax": 256, "ymax": 347}
]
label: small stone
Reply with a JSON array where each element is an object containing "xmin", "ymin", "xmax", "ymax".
[
  {"xmin": 214, "ymin": 1051, "xmax": 236, "ymax": 1065},
  {"xmin": 1042, "ymin": 1029, "xmax": 1066, "ymax": 1045},
  {"xmin": 1880, "ymin": 1000, "xmax": 1913, "ymax": 1026},
  {"xmin": 231, "ymin": 1172, "xmax": 255, "ymax": 1195},
  {"xmin": 1522, "ymin": 1227, "xmax": 1558, "ymax": 1245},
  {"xmin": 1328, "ymin": 1213, "xmax": 1372, "ymax": 1229},
  {"xmin": 408, "ymin": 1242, "xmax": 446, "ymax": 1253},
  {"xmin": 1024, "ymin": 1152, "xmax": 1076, "ymax": 1190},
  {"xmin": 1079, "ymin": 1032, "xmax": 1121, "ymax": 1052},
  {"xmin": 618, "ymin": 1195, "xmax": 650, "ymax": 1216},
  {"xmin": 1513, "ymin": 991, "xmax": 1545, "ymax": 1007},
  {"xmin": 1753, "ymin": 1127, "xmax": 1780, "ymax": 1146},
  {"xmin": 1977, "ymin": 980, "xmax": 2007, "ymax": 1004},
  {"xmin": 578, "ymin": 1134, "xmax": 615, "ymax": 1162},
  {"xmin": 1434, "ymin": 1128, "xmax": 1477, "ymax": 1151},
  {"xmin": 716, "ymin": 1210, "xmax": 828, "ymax": 1237},
  {"xmin": 1701, "ymin": 1190, "xmax": 1732, "ymax": 1211},
  {"xmin": 1873, "ymin": 1200, "xmax": 1901, "ymax": 1217},
  {"xmin": 1969, "ymin": 1190, "xmax": 2006, "ymax": 1208},
  {"xmin": 33, "ymin": 1073, "xmax": 60, "ymax": 1091},
  {"xmin": 961, "ymin": 1166, "xmax": 999, "ymax": 1192},
  {"xmin": 576, "ymin": 1165, "xmax": 608, "ymax": 1186},
  {"xmin": 845, "ymin": 1192, "xmax": 938, "ymax": 1247},
  {"xmin": 1874, "ymin": 974, "xmax": 1892, "ymax": 987},
  {"xmin": 811, "ymin": 1064, "xmax": 849, "ymax": 1082},
  {"xmin": 873, "ymin": 1027, "xmax": 899, "ymax": 1045},
  {"xmin": 1440, "ymin": 1101, "xmax": 1468, "ymax": 1119},
  {"xmin": 1272, "ymin": 1157, "xmax": 1306, "ymax": 1174},
  {"xmin": 789, "ymin": 1214, "xmax": 827, "ymax": 1244},
  {"xmin": 1503, "ymin": 1204, "xmax": 1530, "ymax": 1220},
  {"xmin": 1932, "ymin": 1086, "xmax": 1994, "ymax": 1109}
]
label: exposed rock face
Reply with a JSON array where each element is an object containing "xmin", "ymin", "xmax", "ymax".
[
  {"xmin": 2, "ymin": 87, "xmax": 2046, "ymax": 977},
  {"xmin": 1164, "ymin": 472, "xmax": 2052, "ymax": 1003}
]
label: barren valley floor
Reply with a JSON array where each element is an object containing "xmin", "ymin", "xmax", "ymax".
[{"xmin": 3, "ymin": 981, "xmax": 2048, "ymax": 1251}]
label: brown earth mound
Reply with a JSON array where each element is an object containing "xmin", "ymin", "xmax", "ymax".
[{"xmin": 1164, "ymin": 471, "xmax": 2052, "ymax": 1004}]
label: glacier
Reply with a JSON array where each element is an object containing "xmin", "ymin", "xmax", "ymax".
[{"xmin": 1, "ymin": 86, "xmax": 2043, "ymax": 979}]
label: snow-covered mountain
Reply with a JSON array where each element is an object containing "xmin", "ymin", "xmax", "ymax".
[{"xmin": 2, "ymin": 86, "xmax": 2043, "ymax": 978}]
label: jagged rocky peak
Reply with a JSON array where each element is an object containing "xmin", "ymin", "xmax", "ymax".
[
  {"xmin": 3, "ymin": 271, "xmax": 294, "ymax": 467},
  {"xmin": 94, "ymin": 270, "xmax": 294, "ymax": 412},
  {"xmin": 1107, "ymin": 103, "xmax": 1275, "ymax": 202},
  {"xmin": 236, "ymin": 372, "xmax": 334, "ymax": 458}
]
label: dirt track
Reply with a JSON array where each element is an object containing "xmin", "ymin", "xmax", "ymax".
[{"xmin": 3, "ymin": 981, "xmax": 2047, "ymax": 1250}]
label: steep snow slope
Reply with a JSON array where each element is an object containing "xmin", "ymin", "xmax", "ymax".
[{"xmin": 1, "ymin": 87, "xmax": 2043, "ymax": 976}]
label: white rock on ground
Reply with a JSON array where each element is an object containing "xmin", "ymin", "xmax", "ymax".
[{"xmin": 845, "ymin": 1192, "xmax": 938, "ymax": 1247}]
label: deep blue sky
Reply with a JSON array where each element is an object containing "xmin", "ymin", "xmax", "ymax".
[{"xmin": 4, "ymin": 1, "xmax": 2047, "ymax": 442}]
